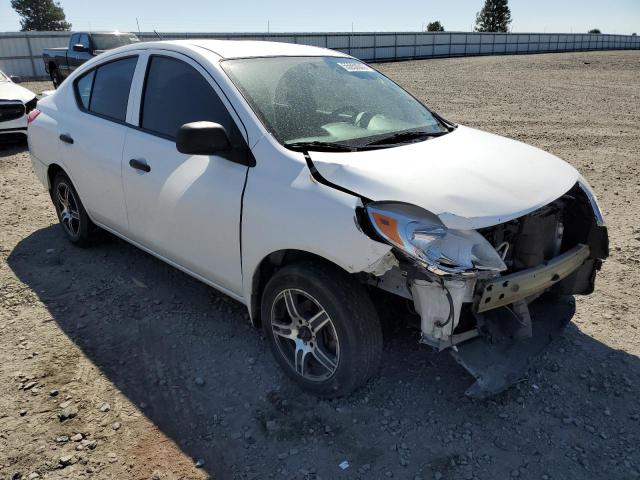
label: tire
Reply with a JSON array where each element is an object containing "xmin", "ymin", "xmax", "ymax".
[
  {"xmin": 50, "ymin": 68, "xmax": 62, "ymax": 89},
  {"xmin": 51, "ymin": 172, "xmax": 95, "ymax": 247},
  {"xmin": 261, "ymin": 261, "xmax": 383, "ymax": 398}
]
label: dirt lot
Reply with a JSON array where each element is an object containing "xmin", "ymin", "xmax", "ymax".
[{"xmin": 1, "ymin": 50, "xmax": 639, "ymax": 480}]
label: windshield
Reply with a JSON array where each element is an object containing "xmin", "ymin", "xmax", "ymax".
[
  {"xmin": 92, "ymin": 33, "xmax": 140, "ymax": 51},
  {"xmin": 221, "ymin": 56, "xmax": 447, "ymax": 148}
]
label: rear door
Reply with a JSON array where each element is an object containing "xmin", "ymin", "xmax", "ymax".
[
  {"xmin": 57, "ymin": 54, "xmax": 139, "ymax": 232},
  {"xmin": 121, "ymin": 51, "xmax": 250, "ymax": 295}
]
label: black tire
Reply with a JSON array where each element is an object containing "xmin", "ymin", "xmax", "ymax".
[
  {"xmin": 50, "ymin": 68, "xmax": 62, "ymax": 89},
  {"xmin": 51, "ymin": 172, "xmax": 95, "ymax": 247},
  {"xmin": 261, "ymin": 261, "xmax": 383, "ymax": 398}
]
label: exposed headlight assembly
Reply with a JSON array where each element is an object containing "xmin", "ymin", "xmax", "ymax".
[{"xmin": 366, "ymin": 202, "xmax": 507, "ymax": 276}]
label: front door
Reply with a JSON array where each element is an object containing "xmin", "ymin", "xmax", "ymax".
[{"xmin": 121, "ymin": 53, "xmax": 250, "ymax": 296}]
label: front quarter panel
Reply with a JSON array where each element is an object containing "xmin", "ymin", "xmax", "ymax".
[{"xmin": 241, "ymin": 139, "xmax": 392, "ymax": 303}]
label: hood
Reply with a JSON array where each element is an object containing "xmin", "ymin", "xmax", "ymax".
[
  {"xmin": 0, "ymin": 80, "xmax": 36, "ymax": 103},
  {"xmin": 309, "ymin": 125, "xmax": 579, "ymax": 230}
]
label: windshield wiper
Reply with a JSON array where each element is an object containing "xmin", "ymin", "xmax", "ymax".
[
  {"xmin": 363, "ymin": 130, "xmax": 449, "ymax": 147},
  {"xmin": 285, "ymin": 141, "xmax": 356, "ymax": 152}
]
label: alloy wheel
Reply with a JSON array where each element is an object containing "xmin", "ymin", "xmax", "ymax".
[
  {"xmin": 270, "ymin": 288, "xmax": 340, "ymax": 381},
  {"xmin": 55, "ymin": 182, "xmax": 80, "ymax": 237}
]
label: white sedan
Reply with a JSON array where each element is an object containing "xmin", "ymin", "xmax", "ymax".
[
  {"xmin": 28, "ymin": 40, "xmax": 608, "ymax": 398},
  {"xmin": 0, "ymin": 70, "xmax": 37, "ymax": 140}
]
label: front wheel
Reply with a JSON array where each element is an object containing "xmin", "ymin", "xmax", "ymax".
[{"xmin": 262, "ymin": 262, "xmax": 383, "ymax": 398}]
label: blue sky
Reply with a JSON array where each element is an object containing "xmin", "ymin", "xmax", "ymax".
[{"xmin": 2, "ymin": 0, "xmax": 639, "ymax": 34}]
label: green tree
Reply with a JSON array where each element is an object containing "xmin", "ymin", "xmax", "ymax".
[
  {"xmin": 10, "ymin": 0, "xmax": 71, "ymax": 31},
  {"xmin": 475, "ymin": 0, "xmax": 512, "ymax": 32},
  {"xmin": 426, "ymin": 21, "xmax": 445, "ymax": 32},
  {"xmin": 588, "ymin": 28, "xmax": 601, "ymax": 34}
]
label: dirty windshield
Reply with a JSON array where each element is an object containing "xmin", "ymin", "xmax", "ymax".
[{"xmin": 221, "ymin": 56, "xmax": 447, "ymax": 149}]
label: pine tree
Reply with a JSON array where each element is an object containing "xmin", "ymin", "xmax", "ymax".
[
  {"xmin": 426, "ymin": 21, "xmax": 445, "ymax": 32},
  {"xmin": 10, "ymin": 0, "xmax": 71, "ymax": 31},
  {"xmin": 475, "ymin": 0, "xmax": 512, "ymax": 33}
]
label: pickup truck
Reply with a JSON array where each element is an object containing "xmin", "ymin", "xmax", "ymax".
[{"xmin": 43, "ymin": 31, "xmax": 139, "ymax": 88}]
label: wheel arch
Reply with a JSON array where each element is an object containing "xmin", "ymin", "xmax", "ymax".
[
  {"xmin": 47, "ymin": 163, "xmax": 65, "ymax": 190},
  {"xmin": 249, "ymin": 249, "xmax": 355, "ymax": 328}
]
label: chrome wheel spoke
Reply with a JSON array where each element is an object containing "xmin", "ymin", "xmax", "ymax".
[
  {"xmin": 308, "ymin": 310, "xmax": 330, "ymax": 334},
  {"xmin": 294, "ymin": 341, "xmax": 311, "ymax": 376},
  {"xmin": 272, "ymin": 320, "xmax": 297, "ymax": 340},
  {"xmin": 311, "ymin": 343, "xmax": 337, "ymax": 373},
  {"xmin": 283, "ymin": 290, "xmax": 303, "ymax": 323}
]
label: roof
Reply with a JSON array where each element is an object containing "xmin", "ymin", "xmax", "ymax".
[{"xmin": 158, "ymin": 39, "xmax": 348, "ymax": 59}]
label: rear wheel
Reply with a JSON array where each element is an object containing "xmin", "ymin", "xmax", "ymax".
[
  {"xmin": 51, "ymin": 172, "xmax": 95, "ymax": 247},
  {"xmin": 262, "ymin": 262, "xmax": 383, "ymax": 398}
]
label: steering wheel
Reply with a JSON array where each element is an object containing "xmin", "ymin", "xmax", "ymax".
[{"xmin": 330, "ymin": 105, "xmax": 359, "ymax": 122}]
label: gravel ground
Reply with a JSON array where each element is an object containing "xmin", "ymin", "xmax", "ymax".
[{"xmin": 1, "ymin": 50, "xmax": 639, "ymax": 480}]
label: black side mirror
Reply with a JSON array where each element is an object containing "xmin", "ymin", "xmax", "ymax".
[
  {"xmin": 176, "ymin": 121, "xmax": 231, "ymax": 155},
  {"xmin": 10, "ymin": 75, "xmax": 21, "ymax": 83},
  {"xmin": 72, "ymin": 43, "xmax": 88, "ymax": 52}
]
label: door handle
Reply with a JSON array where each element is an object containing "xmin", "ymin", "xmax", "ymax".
[
  {"xmin": 59, "ymin": 133, "xmax": 74, "ymax": 144},
  {"xmin": 129, "ymin": 158, "xmax": 151, "ymax": 173}
]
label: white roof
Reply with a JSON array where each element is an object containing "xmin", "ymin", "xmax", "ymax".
[{"xmin": 143, "ymin": 39, "xmax": 348, "ymax": 59}]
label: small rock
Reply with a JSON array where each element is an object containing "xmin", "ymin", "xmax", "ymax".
[
  {"xmin": 58, "ymin": 406, "xmax": 78, "ymax": 421},
  {"xmin": 266, "ymin": 420, "xmax": 277, "ymax": 431},
  {"xmin": 56, "ymin": 435, "xmax": 69, "ymax": 443},
  {"xmin": 24, "ymin": 381, "xmax": 37, "ymax": 390},
  {"xmin": 59, "ymin": 455, "xmax": 76, "ymax": 467},
  {"xmin": 49, "ymin": 389, "xmax": 59, "ymax": 397},
  {"xmin": 80, "ymin": 439, "xmax": 97, "ymax": 450},
  {"xmin": 46, "ymin": 248, "xmax": 55, "ymax": 254},
  {"xmin": 19, "ymin": 409, "xmax": 27, "ymax": 416},
  {"xmin": 99, "ymin": 403, "xmax": 110, "ymax": 412},
  {"xmin": 195, "ymin": 377, "xmax": 205, "ymax": 386},
  {"xmin": 111, "ymin": 422, "xmax": 121, "ymax": 431},
  {"xmin": 195, "ymin": 459, "xmax": 205, "ymax": 468},
  {"xmin": 59, "ymin": 400, "xmax": 72, "ymax": 409},
  {"xmin": 71, "ymin": 433, "xmax": 83, "ymax": 442},
  {"xmin": 28, "ymin": 473, "xmax": 40, "ymax": 479}
]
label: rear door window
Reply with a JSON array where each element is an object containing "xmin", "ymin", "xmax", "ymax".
[
  {"xmin": 76, "ymin": 70, "xmax": 94, "ymax": 109},
  {"xmin": 74, "ymin": 56, "xmax": 137, "ymax": 122}
]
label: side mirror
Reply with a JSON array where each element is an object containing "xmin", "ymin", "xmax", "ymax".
[
  {"xmin": 10, "ymin": 75, "xmax": 21, "ymax": 83},
  {"xmin": 176, "ymin": 121, "xmax": 231, "ymax": 155},
  {"xmin": 72, "ymin": 43, "xmax": 88, "ymax": 52}
]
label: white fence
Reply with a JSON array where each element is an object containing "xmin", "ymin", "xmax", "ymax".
[{"xmin": 1, "ymin": 30, "xmax": 639, "ymax": 79}]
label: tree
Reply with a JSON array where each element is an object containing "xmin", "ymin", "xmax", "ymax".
[
  {"xmin": 10, "ymin": 0, "xmax": 71, "ymax": 31},
  {"xmin": 475, "ymin": 0, "xmax": 512, "ymax": 32},
  {"xmin": 426, "ymin": 21, "xmax": 445, "ymax": 32},
  {"xmin": 632, "ymin": 33, "xmax": 637, "ymax": 36},
  {"xmin": 588, "ymin": 28, "xmax": 601, "ymax": 34}
]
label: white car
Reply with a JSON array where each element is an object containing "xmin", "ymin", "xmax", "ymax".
[
  {"xmin": 28, "ymin": 40, "xmax": 609, "ymax": 398},
  {"xmin": 0, "ymin": 70, "xmax": 37, "ymax": 141}
]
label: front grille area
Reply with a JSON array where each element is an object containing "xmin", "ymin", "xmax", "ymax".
[{"xmin": 0, "ymin": 102, "xmax": 26, "ymax": 122}]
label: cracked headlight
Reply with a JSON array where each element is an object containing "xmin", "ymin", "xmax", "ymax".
[{"xmin": 366, "ymin": 202, "xmax": 507, "ymax": 276}]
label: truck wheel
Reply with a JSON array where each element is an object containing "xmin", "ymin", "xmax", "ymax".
[
  {"xmin": 261, "ymin": 262, "xmax": 383, "ymax": 398},
  {"xmin": 50, "ymin": 68, "xmax": 62, "ymax": 89},
  {"xmin": 51, "ymin": 172, "xmax": 96, "ymax": 247}
]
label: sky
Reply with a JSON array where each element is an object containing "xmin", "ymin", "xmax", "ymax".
[{"xmin": 1, "ymin": 0, "xmax": 639, "ymax": 34}]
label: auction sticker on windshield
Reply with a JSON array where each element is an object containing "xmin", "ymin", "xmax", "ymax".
[{"xmin": 337, "ymin": 62, "xmax": 374, "ymax": 73}]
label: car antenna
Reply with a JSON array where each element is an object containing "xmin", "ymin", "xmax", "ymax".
[{"xmin": 153, "ymin": 30, "xmax": 164, "ymax": 40}]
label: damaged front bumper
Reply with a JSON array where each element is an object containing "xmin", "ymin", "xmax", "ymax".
[
  {"xmin": 367, "ymin": 184, "xmax": 609, "ymax": 398},
  {"xmin": 407, "ymin": 244, "xmax": 597, "ymax": 397}
]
